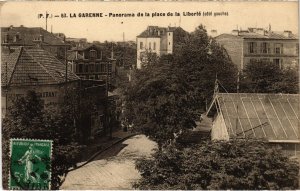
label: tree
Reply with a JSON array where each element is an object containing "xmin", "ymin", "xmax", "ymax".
[
  {"xmin": 2, "ymin": 90, "xmax": 84, "ymax": 189},
  {"xmin": 123, "ymin": 25, "xmax": 237, "ymax": 146},
  {"xmin": 240, "ymin": 60, "xmax": 299, "ymax": 93},
  {"xmin": 134, "ymin": 139, "xmax": 299, "ymax": 190}
]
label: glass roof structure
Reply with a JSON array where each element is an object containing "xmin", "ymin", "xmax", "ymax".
[{"xmin": 214, "ymin": 93, "xmax": 299, "ymax": 141}]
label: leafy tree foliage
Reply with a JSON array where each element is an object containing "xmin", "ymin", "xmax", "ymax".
[
  {"xmin": 123, "ymin": 25, "xmax": 237, "ymax": 146},
  {"xmin": 240, "ymin": 60, "xmax": 299, "ymax": 93},
  {"xmin": 134, "ymin": 140, "xmax": 299, "ymax": 190},
  {"xmin": 2, "ymin": 91, "xmax": 84, "ymax": 189}
]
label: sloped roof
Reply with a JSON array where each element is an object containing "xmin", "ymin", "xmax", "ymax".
[
  {"xmin": 67, "ymin": 51, "xmax": 83, "ymax": 60},
  {"xmin": 212, "ymin": 93, "xmax": 299, "ymax": 142},
  {"xmin": 137, "ymin": 26, "xmax": 186, "ymax": 38},
  {"xmin": 1, "ymin": 47, "xmax": 79, "ymax": 86},
  {"xmin": 1, "ymin": 47, "xmax": 22, "ymax": 86},
  {"xmin": 1, "ymin": 26, "xmax": 66, "ymax": 45}
]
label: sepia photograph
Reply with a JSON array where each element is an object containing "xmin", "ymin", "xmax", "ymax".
[{"xmin": 0, "ymin": 1, "xmax": 299, "ymax": 190}]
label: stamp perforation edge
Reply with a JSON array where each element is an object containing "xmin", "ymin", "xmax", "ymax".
[{"xmin": 9, "ymin": 138, "xmax": 53, "ymax": 190}]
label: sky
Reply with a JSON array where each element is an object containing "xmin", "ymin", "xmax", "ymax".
[{"xmin": 0, "ymin": 1, "xmax": 298, "ymax": 42}]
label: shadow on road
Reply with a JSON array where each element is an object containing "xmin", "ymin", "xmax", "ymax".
[{"xmin": 92, "ymin": 143, "xmax": 129, "ymax": 161}]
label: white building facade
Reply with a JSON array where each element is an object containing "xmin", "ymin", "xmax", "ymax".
[{"xmin": 136, "ymin": 26, "xmax": 177, "ymax": 69}]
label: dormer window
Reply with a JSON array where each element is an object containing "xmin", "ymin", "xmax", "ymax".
[
  {"xmin": 90, "ymin": 50, "xmax": 97, "ymax": 59},
  {"xmin": 4, "ymin": 34, "xmax": 9, "ymax": 43}
]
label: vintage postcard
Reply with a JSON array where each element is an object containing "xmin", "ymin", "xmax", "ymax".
[{"xmin": 1, "ymin": 1, "xmax": 299, "ymax": 190}]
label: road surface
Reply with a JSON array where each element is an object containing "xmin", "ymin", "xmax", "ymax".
[{"xmin": 60, "ymin": 134, "xmax": 157, "ymax": 190}]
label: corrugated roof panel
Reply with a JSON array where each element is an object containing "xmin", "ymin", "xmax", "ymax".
[{"xmin": 217, "ymin": 93, "xmax": 300, "ymax": 141}]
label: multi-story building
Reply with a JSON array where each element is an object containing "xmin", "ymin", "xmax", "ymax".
[
  {"xmin": 215, "ymin": 28, "xmax": 299, "ymax": 70},
  {"xmin": 1, "ymin": 25, "xmax": 69, "ymax": 62},
  {"xmin": 1, "ymin": 46, "xmax": 107, "ymax": 141},
  {"xmin": 136, "ymin": 26, "xmax": 188, "ymax": 69},
  {"xmin": 67, "ymin": 44, "xmax": 116, "ymax": 88}
]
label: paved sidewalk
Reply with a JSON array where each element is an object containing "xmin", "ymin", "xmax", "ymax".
[
  {"xmin": 73, "ymin": 129, "xmax": 136, "ymax": 169},
  {"xmin": 60, "ymin": 135, "xmax": 157, "ymax": 190}
]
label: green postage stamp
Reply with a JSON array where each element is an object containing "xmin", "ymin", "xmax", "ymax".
[{"xmin": 9, "ymin": 139, "xmax": 52, "ymax": 190}]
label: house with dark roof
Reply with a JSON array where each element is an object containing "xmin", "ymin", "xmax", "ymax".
[
  {"xmin": 215, "ymin": 28, "xmax": 299, "ymax": 70},
  {"xmin": 1, "ymin": 25, "xmax": 69, "ymax": 62},
  {"xmin": 67, "ymin": 44, "xmax": 116, "ymax": 89},
  {"xmin": 1, "ymin": 46, "xmax": 80, "ymax": 116},
  {"xmin": 206, "ymin": 92, "xmax": 300, "ymax": 158},
  {"xmin": 1, "ymin": 46, "xmax": 108, "ymax": 141},
  {"xmin": 136, "ymin": 26, "xmax": 188, "ymax": 69}
]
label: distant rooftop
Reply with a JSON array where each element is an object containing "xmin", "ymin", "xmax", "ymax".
[
  {"xmin": 1, "ymin": 26, "xmax": 66, "ymax": 46},
  {"xmin": 216, "ymin": 28, "xmax": 298, "ymax": 40},
  {"xmin": 1, "ymin": 47, "xmax": 79, "ymax": 86},
  {"xmin": 209, "ymin": 93, "xmax": 300, "ymax": 142},
  {"xmin": 137, "ymin": 26, "xmax": 185, "ymax": 38}
]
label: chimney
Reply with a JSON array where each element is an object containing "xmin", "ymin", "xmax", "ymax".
[
  {"xmin": 211, "ymin": 29, "xmax": 218, "ymax": 37},
  {"xmin": 231, "ymin": 29, "xmax": 239, "ymax": 36},
  {"xmin": 5, "ymin": 34, "xmax": 9, "ymax": 43},
  {"xmin": 248, "ymin": 28, "xmax": 257, "ymax": 33},
  {"xmin": 149, "ymin": 27, "xmax": 153, "ymax": 35},
  {"xmin": 75, "ymin": 46, "xmax": 78, "ymax": 59},
  {"xmin": 283, "ymin": 30, "xmax": 292, "ymax": 38},
  {"xmin": 256, "ymin": 28, "xmax": 266, "ymax": 35},
  {"xmin": 20, "ymin": 25, "xmax": 24, "ymax": 27},
  {"xmin": 111, "ymin": 44, "xmax": 114, "ymax": 59},
  {"xmin": 40, "ymin": 34, "xmax": 44, "ymax": 42}
]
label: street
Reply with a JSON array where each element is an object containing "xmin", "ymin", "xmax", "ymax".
[{"xmin": 60, "ymin": 135, "xmax": 157, "ymax": 190}]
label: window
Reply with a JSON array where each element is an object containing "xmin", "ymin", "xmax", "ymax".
[
  {"xmin": 78, "ymin": 64, "xmax": 83, "ymax": 73},
  {"xmin": 85, "ymin": 65, "xmax": 89, "ymax": 73},
  {"xmin": 296, "ymin": 44, "xmax": 299, "ymax": 55},
  {"xmin": 249, "ymin": 42, "xmax": 257, "ymax": 53},
  {"xmin": 90, "ymin": 50, "xmax": 97, "ymax": 59},
  {"xmin": 149, "ymin": 42, "xmax": 151, "ymax": 49},
  {"xmin": 261, "ymin": 42, "xmax": 269, "ymax": 53},
  {"xmin": 100, "ymin": 63, "xmax": 105, "ymax": 72},
  {"xmin": 273, "ymin": 58, "xmax": 282, "ymax": 69},
  {"xmin": 153, "ymin": 42, "xmax": 156, "ymax": 50},
  {"xmin": 89, "ymin": 63, "xmax": 95, "ymax": 73},
  {"xmin": 249, "ymin": 58, "xmax": 257, "ymax": 64},
  {"xmin": 275, "ymin": 43, "xmax": 283, "ymax": 54},
  {"xmin": 169, "ymin": 42, "xmax": 171, "ymax": 45},
  {"xmin": 140, "ymin": 42, "xmax": 143, "ymax": 49},
  {"xmin": 169, "ymin": 32, "xmax": 170, "ymax": 36},
  {"xmin": 95, "ymin": 63, "xmax": 100, "ymax": 72}
]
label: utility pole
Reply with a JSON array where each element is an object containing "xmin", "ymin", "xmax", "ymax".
[
  {"xmin": 46, "ymin": 11, "xmax": 48, "ymax": 31},
  {"xmin": 237, "ymin": 71, "xmax": 240, "ymax": 93},
  {"xmin": 5, "ymin": 61, "xmax": 8, "ymax": 116},
  {"xmin": 105, "ymin": 43, "xmax": 113, "ymax": 139},
  {"xmin": 65, "ymin": 45, "xmax": 68, "ymax": 83}
]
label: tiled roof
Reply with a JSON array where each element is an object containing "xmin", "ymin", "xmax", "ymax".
[
  {"xmin": 1, "ymin": 47, "xmax": 79, "ymax": 86},
  {"xmin": 1, "ymin": 26, "xmax": 66, "ymax": 46},
  {"xmin": 1, "ymin": 47, "xmax": 22, "ymax": 86},
  {"xmin": 214, "ymin": 93, "xmax": 299, "ymax": 141}
]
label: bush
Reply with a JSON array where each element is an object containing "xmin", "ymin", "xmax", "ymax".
[
  {"xmin": 134, "ymin": 139, "xmax": 299, "ymax": 190},
  {"xmin": 2, "ymin": 91, "xmax": 83, "ymax": 189}
]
